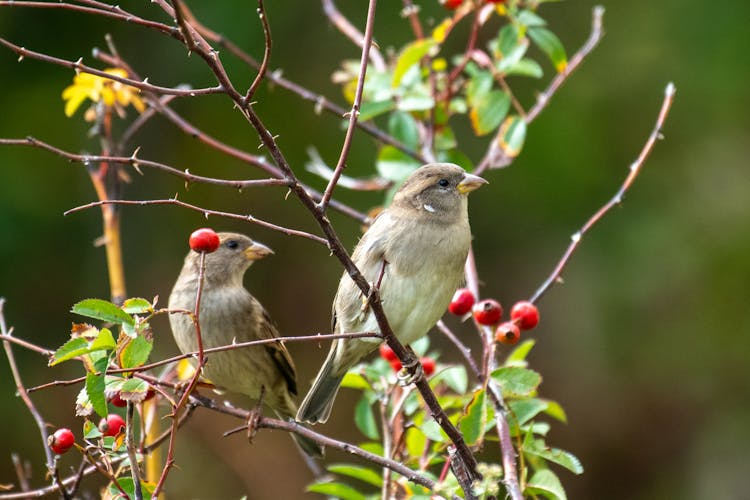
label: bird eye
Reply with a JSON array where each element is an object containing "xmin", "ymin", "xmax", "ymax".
[
  {"xmin": 438, "ymin": 179, "xmax": 450, "ymax": 188},
  {"xmin": 225, "ymin": 240, "xmax": 239, "ymax": 250}
]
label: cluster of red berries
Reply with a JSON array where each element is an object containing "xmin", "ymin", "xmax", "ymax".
[
  {"xmin": 379, "ymin": 344, "xmax": 436, "ymax": 377},
  {"xmin": 448, "ymin": 288, "xmax": 540, "ymax": 345},
  {"xmin": 442, "ymin": 0, "xmax": 505, "ymax": 10},
  {"xmin": 48, "ymin": 413, "xmax": 126, "ymax": 455}
]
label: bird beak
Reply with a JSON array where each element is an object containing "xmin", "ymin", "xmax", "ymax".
[
  {"xmin": 244, "ymin": 242, "xmax": 274, "ymax": 261},
  {"xmin": 457, "ymin": 173, "xmax": 488, "ymax": 194}
]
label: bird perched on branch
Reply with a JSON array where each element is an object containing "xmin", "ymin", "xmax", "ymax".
[
  {"xmin": 297, "ymin": 163, "xmax": 487, "ymax": 424},
  {"xmin": 168, "ymin": 232, "xmax": 323, "ymax": 457}
]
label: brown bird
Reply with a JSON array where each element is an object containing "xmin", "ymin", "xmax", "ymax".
[
  {"xmin": 297, "ymin": 163, "xmax": 487, "ymax": 424},
  {"xmin": 168, "ymin": 232, "xmax": 322, "ymax": 457}
]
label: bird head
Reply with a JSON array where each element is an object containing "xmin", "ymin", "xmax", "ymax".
[{"xmin": 188, "ymin": 232, "xmax": 273, "ymax": 286}]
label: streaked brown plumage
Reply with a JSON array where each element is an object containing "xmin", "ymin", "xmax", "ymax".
[
  {"xmin": 168, "ymin": 232, "xmax": 322, "ymax": 456},
  {"xmin": 297, "ymin": 163, "xmax": 487, "ymax": 424}
]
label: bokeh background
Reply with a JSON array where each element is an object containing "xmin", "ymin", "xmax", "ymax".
[{"xmin": 1, "ymin": 1, "xmax": 748, "ymax": 498}]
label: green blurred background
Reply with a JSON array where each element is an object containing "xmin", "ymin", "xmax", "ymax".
[{"xmin": 1, "ymin": 1, "xmax": 748, "ymax": 498}]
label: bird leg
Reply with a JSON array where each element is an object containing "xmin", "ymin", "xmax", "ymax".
[
  {"xmin": 245, "ymin": 385, "xmax": 266, "ymax": 443},
  {"xmin": 396, "ymin": 347, "xmax": 423, "ymax": 386}
]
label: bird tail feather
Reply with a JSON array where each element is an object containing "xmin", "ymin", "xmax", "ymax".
[{"xmin": 296, "ymin": 346, "xmax": 344, "ymax": 424}]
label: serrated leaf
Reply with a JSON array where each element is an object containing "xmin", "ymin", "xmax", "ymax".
[
  {"xmin": 86, "ymin": 372, "xmax": 107, "ymax": 418},
  {"xmin": 528, "ymin": 27, "xmax": 567, "ymax": 73},
  {"xmin": 328, "ymin": 464, "xmax": 382, "ymax": 488},
  {"xmin": 543, "ymin": 399, "xmax": 567, "ymax": 423},
  {"xmin": 491, "ymin": 366, "xmax": 542, "ymax": 397},
  {"xmin": 497, "ymin": 115, "xmax": 527, "ymax": 157},
  {"xmin": 341, "ymin": 372, "xmax": 370, "ymax": 390},
  {"xmin": 119, "ymin": 335, "xmax": 152, "ymax": 369},
  {"xmin": 354, "ymin": 396, "xmax": 379, "ymax": 440},
  {"xmin": 307, "ymin": 482, "xmax": 367, "ymax": 500},
  {"xmin": 91, "ymin": 328, "xmax": 116, "ymax": 350},
  {"xmin": 509, "ymin": 398, "xmax": 548, "ymax": 427},
  {"xmin": 392, "ymin": 39, "xmax": 437, "ymax": 87},
  {"xmin": 75, "ymin": 386, "xmax": 93, "ymax": 416},
  {"xmin": 50, "ymin": 337, "xmax": 90, "ymax": 366},
  {"xmin": 505, "ymin": 339, "xmax": 536, "ymax": 365},
  {"xmin": 525, "ymin": 469, "xmax": 567, "ymax": 500},
  {"xmin": 121, "ymin": 298, "xmax": 152, "ymax": 315},
  {"xmin": 120, "ymin": 378, "xmax": 150, "ymax": 403},
  {"xmin": 470, "ymin": 90, "xmax": 511, "ymax": 136},
  {"xmin": 459, "ymin": 389, "xmax": 488, "ymax": 446},
  {"xmin": 388, "ymin": 111, "xmax": 419, "ymax": 149},
  {"xmin": 524, "ymin": 439, "xmax": 583, "ymax": 474},
  {"xmin": 72, "ymin": 299, "xmax": 134, "ymax": 325}
]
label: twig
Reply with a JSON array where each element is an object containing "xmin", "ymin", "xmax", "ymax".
[
  {"xmin": 318, "ymin": 0, "xmax": 378, "ymax": 211},
  {"xmin": 0, "ymin": 299, "xmax": 69, "ymax": 498},
  {"xmin": 125, "ymin": 402, "xmax": 143, "ymax": 500},
  {"xmin": 476, "ymin": 6, "xmax": 606, "ymax": 173},
  {"xmin": 529, "ymin": 82, "xmax": 676, "ymax": 304},
  {"xmin": 321, "ymin": 0, "xmax": 385, "ymax": 71},
  {"xmin": 244, "ymin": 0, "xmax": 271, "ymax": 102},
  {"xmin": 64, "ymin": 198, "xmax": 328, "ymax": 246}
]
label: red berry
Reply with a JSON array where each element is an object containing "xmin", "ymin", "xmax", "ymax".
[
  {"xmin": 510, "ymin": 301, "xmax": 540, "ymax": 330},
  {"xmin": 379, "ymin": 343, "xmax": 397, "ymax": 362},
  {"xmin": 448, "ymin": 288, "xmax": 476, "ymax": 316},
  {"xmin": 189, "ymin": 228, "xmax": 220, "ymax": 253},
  {"xmin": 143, "ymin": 388, "xmax": 156, "ymax": 402},
  {"xmin": 110, "ymin": 392, "xmax": 127, "ymax": 408},
  {"xmin": 420, "ymin": 357, "xmax": 436, "ymax": 377},
  {"xmin": 49, "ymin": 428, "xmax": 75, "ymax": 454},
  {"xmin": 472, "ymin": 299, "xmax": 503, "ymax": 326},
  {"xmin": 487, "ymin": 0, "xmax": 505, "ymax": 3},
  {"xmin": 390, "ymin": 358, "xmax": 402, "ymax": 372},
  {"xmin": 99, "ymin": 414, "xmax": 126, "ymax": 437},
  {"xmin": 443, "ymin": 0, "xmax": 463, "ymax": 9},
  {"xmin": 495, "ymin": 322, "xmax": 521, "ymax": 345}
]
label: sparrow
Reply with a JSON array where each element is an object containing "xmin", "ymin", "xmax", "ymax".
[
  {"xmin": 297, "ymin": 163, "xmax": 487, "ymax": 424},
  {"xmin": 168, "ymin": 232, "xmax": 322, "ymax": 457}
]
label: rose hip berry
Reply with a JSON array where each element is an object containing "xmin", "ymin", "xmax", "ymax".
[
  {"xmin": 510, "ymin": 301, "xmax": 540, "ymax": 330},
  {"xmin": 189, "ymin": 228, "xmax": 220, "ymax": 253},
  {"xmin": 99, "ymin": 414, "xmax": 126, "ymax": 437},
  {"xmin": 443, "ymin": 0, "xmax": 463, "ymax": 9},
  {"xmin": 495, "ymin": 322, "xmax": 521, "ymax": 345},
  {"xmin": 421, "ymin": 357, "xmax": 436, "ymax": 377},
  {"xmin": 390, "ymin": 358, "xmax": 402, "ymax": 372},
  {"xmin": 49, "ymin": 428, "xmax": 75, "ymax": 454},
  {"xmin": 109, "ymin": 392, "xmax": 127, "ymax": 408},
  {"xmin": 448, "ymin": 288, "xmax": 476, "ymax": 316},
  {"xmin": 379, "ymin": 343, "xmax": 398, "ymax": 362},
  {"xmin": 472, "ymin": 299, "xmax": 503, "ymax": 326}
]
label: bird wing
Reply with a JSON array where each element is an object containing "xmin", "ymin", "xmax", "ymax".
[{"xmin": 256, "ymin": 307, "xmax": 299, "ymax": 396}]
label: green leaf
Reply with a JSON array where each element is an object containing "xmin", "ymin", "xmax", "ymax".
[
  {"xmin": 543, "ymin": 399, "xmax": 568, "ymax": 423},
  {"xmin": 392, "ymin": 39, "xmax": 437, "ymax": 87},
  {"xmin": 491, "ymin": 366, "xmax": 542, "ymax": 398},
  {"xmin": 505, "ymin": 58, "xmax": 544, "ymax": 78},
  {"xmin": 432, "ymin": 364, "xmax": 468, "ymax": 394},
  {"xmin": 406, "ymin": 426, "xmax": 427, "ymax": 457},
  {"xmin": 376, "ymin": 146, "xmax": 421, "ymax": 184},
  {"xmin": 525, "ymin": 469, "xmax": 567, "ymax": 500},
  {"xmin": 354, "ymin": 396, "xmax": 379, "ymax": 440},
  {"xmin": 410, "ymin": 336, "xmax": 430, "ymax": 356},
  {"xmin": 388, "ymin": 111, "xmax": 420, "ymax": 149},
  {"xmin": 528, "ymin": 27, "xmax": 567, "ymax": 73},
  {"xmin": 72, "ymin": 299, "xmax": 134, "ymax": 325},
  {"xmin": 121, "ymin": 298, "xmax": 152, "ymax": 315},
  {"xmin": 341, "ymin": 372, "xmax": 370, "ymax": 390},
  {"xmin": 83, "ymin": 419, "xmax": 102, "ymax": 439},
  {"xmin": 120, "ymin": 378, "xmax": 150, "ymax": 403},
  {"xmin": 466, "ymin": 71, "xmax": 493, "ymax": 108},
  {"xmin": 420, "ymin": 418, "xmax": 448, "ymax": 442},
  {"xmin": 328, "ymin": 464, "xmax": 382, "ymax": 488},
  {"xmin": 496, "ymin": 38, "xmax": 530, "ymax": 74},
  {"xmin": 459, "ymin": 389, "xmax": 487, "ymax": 446},
  {"xmin": 497, "ymin": 115, "xmax": 527, "ymax": 157},
  {"xmin": 119, "ymin": 335, "xmax": 152, "ymax": 369},
  {"xmin": 505, "ymin": 339, "xmax": 536, "ymax": 365},
  {"xmin": 397, "ymin": 94, "xmax": 435, "ymax": 112},
  {"xmin": 524, "ymin": 439, "xmax": 584, "ymax": 474},
  {"xmin": 86, "ymin": 372, "xmax": 107, "ymax": 418},
  {"xmin": 433, "ymin": 126, "xmax": 457, "ymax": 151},
  {"xmin": 307, "ymin": 482, "xmax": 367, "ymax": 500},
  {"xmin": 358, "ymin": 441, "xmax": 384, "ymax": 455},
  {"xmin": 517, "ymin": 10, "xmax": 547, "ymax": 27},
  {"xmin": 91, "ymin": 328, "xmax": 116, "ymax": 350},
  {"xmin": 50, "ymin": 337, "xmax": 90, "ymax": 366},
  {"xmin": 495, "ymin": 24, "xmax": 521, "ymax": 59},
  {"xmin": 509, "ymin": 398, "xmax": 548, "ymax": 427},
  {"xmin": 107, "ymin": 478, "xmax": 155, "ymax": 500},
  {"xmin": 359, "ymin": 99, "xmax": 395, "ymax": 121},
  {"xmin": 470, "ymin": 90, "xmax": 511, "ymax": 136}
]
